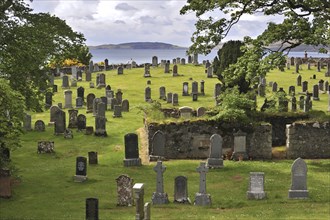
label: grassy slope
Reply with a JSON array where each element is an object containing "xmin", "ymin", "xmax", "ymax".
[{"xmin": 1, "ymin": 63, "xmax": 329, "ymax": 219}]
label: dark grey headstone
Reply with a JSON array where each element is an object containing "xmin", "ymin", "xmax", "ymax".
[
  {"xmin": 77, "ymin": 114, "xmax": 86, "ymax": 131},
  {"xmin": 54, "ymin": 109, "xmax": 66, "ymax": 135},
  {"xmin": 68, "ymin": 109, "xmax": 78, "ymax": 128},
  {"xmin": 75, "ymin": 156, "xmax": 87, "ymax": 182},
  {"xmin": 86, "ymin": 198, "xmax": 98, "ymax": 220},
  {"xmin": 123, "ymin": 133, "xmax": 141, "ymax": 166},
  {"xmin": 174, "ymin": 176, "xmax": 190, "ymax": 204},
  {"xmin": 88, "ymin": 151, "xmax": 98, "ymax": 165},
  {"xmin": 206, "ymin": 134, "xmax": 223, "ymax": 168},
  {"xmin": 34, "ymin": 120, "xmax": 45, "ymax": 132}
]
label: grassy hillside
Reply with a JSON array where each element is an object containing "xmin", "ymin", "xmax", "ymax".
[{"xmin": 0, "ymin": 63, "xmax": 329, "ymax": 219}]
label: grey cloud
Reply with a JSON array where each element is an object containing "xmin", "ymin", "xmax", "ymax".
[
  {"xmin": 139, "ymin": 16, "xmax": 173, "ymax": 26},
  {"xmin": 115, "ymin": 3, "xmax": 137, "ymax": 11},
  {"xmin": 114, "ymin": 20, "xmax": 126, "ymax": 24}
]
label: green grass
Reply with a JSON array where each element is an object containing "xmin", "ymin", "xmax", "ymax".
[{"xmin": 1, "ymin": 63, "xmax": 330, "ymax": 219}]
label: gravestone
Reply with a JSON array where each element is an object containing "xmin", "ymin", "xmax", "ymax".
[
  {"xmin": 164, "ymin": 61, "xmax": 170, "ymax": 73},
  {"xmin": 89, "ymin": 82, "xmax": 95, "ymax": 88},
  {"xmin": 144, "ymin": 202, "xmax": 151, "ymax": 220},
  {"xmin": 192, "ymin": 93, "xmax": 198, "ymax": 101},
  {"xmin": 272, "ymin": 82, "xmax": 278, "ymax": 92},
  {"xmin": 291, "ymin": 96, "xmax": 297, "ymax": 112},
  {"xmin": 85, "ymin": 70, "xmax": 92, "ymax": 82},
  {"xmin": 258, "ymin": 84, "xmax": 265, "ymax": 97},
  {"xmin": 122, "ymin": 99, "xmax": 129, "ymax": 112},
  {"xmin": 174, "ymin": 176, "xmax": 191, "ymax": 204},
  {"xmin": 312, "ymin": 85, "xmax": 320, "ymax": 100},
  {"xmin": 194, "ymin": 162, "xmax": 211, "ymax": 206},
  {"xmin": 150, "ymin": 130, "xmax": 166, "ymax": 161},
  {"xmin": 151, "ymin": 161, "xmax": 169, "ymax": 204},
  {"xmin": 97, "ymin": 73, "xmax": 106, "ymax": 88},
  {"xmin": 152, "ymin": 56, "xmax": 158, "ymax": 67},
  {"xmin": 116, "ymin": 174, "xmax": 134, "ymax": 206},
  {"xmin": 318, "ymin": 80, "xmax": 324, "ymax": 91},
  {"xmin": 104, "ymin": 58, "xmax": 109, "ymax": 70},
  {"xmin": 193, "ymin": 53, "xmax": 198, "ymax": 65},
  {"xmin": 206, "ymin": 67, "xmax": 213, "ymax": 78},
  {"xmin": 76, "ymin": 97, "xmax": 83, "ymax": 108},
  {"xmin": 144, "ymin": 64, "xmax": 151, "ymax": 77},
  {"xmin": 70, "ymin": 78, "xmax": 77, "ymax": 87},
  {"xmin": 288, "ymin": 158, "xmax": 308, "ymax": 199},
  {"xmin": 206, "ymin": 134, "xmax": 223, "ymax": 168},
  {"xmin": 89, "ymin": 61, "xmax": 93, "ymax": 73},
  {"xmin": 37, "ymin": 141, "xmax": 55, "ymax": 154},
  {"xmin": 188, "ymin": 55, "xmax": 192, "ymax": 63},
  {"xmin": 113, "ymin": 105, "xmax": 122, "ymax": 118},
  {"xmin": 54, "ymin": 109, "xmax": 66, "ymax": 135},
  {"xmin": 94, "ymin": 116, "xmax": 107, "ymax": 136},
  {"xmin": 97, "ymin": 102, "xmax": 106, "ymax": 118},
  {"xmin": 45, "ymin": 92, "xmax": 53, "ymax": 109},
  {"xmin": 34, "ymin": 120, "xmax": 45, "ymax": 132},
  {"xmin": 297, "ymin": 75, "xmax": 302, "ymax": 86},
  {"xmin": 302, "ymin": 81, "xmax": 308, "ymax": 92},
  {"xmin": 200, "ymin": 80, "xmax": 205, "ymax": 95},
  {"xmin": 86, "ymin": 93, "xmax": 96, "ymax": 113},
  {"xmin": 64, "ymin": 90, "xmax": 73, "ymax": 108},
  {"xmin": 23, "ymin": 113, "xmax": 32, "ymax": 131},
  {"xmin": 71, "ymin": 66, "xmax": 77, "ymax": 79},
  {"xmin": 299, "ymin": 96, "xmax": 305, "ymax": 110},
  {"xmin": 288, "ymin": 86, "xmax": 295, "ymax": 96},
  {"xmin": 77, "ymin": 114, "xmax": 86, "ymax": 131},
  {"xmin": 172, "ymin": 93, "xmax": 179, "ymax": 106},
  {"xmin": 196, "ymin": 107, "xmax": 206, "ymax": 117},
  {"xmin": 92, "ymin": 98, "xmax": 101, "ymax": 117},
  {"xmin": 110, "ymin": 98, "xmax": 118, "ymax": 111},
  {"xmin": 214, "ymin": 83, "xmax": 221, "ymax": 97},
  {"xmin": 85, "ymin": 126, "xmax": 94, "ymax": 135},
  {"xmin": 64, "ymin": 129, "xmax": 73, "ymax": 139},
  {"xmin": 172, "ymin": 58, "xmax": 176, "ymax": 65},
  {"xmin": 94, "ymin": 64, "xmax": 100, "ymax": 72},
  {"xmin": 133, "ymin": 183, "xmax": 145, "ymax": 220},
  {"xmin": 77, "ymin": 86, "xmax": 85, "ymax": 102},
  {"xmin": 324, "ymin": 81, "xmax": 329, "ymax": 93},
  {"xmin": 232, "ymin": 130, "xmax": 248, "ymax": 160},
  {"xmin": 179, "ymin": 106, "xmax": 193, "ymax": 119},
  {"xmin": 74, "ymin": 156, "xmax": 87, "ymax": 182},
  {"xmin": 68, "ymin": 109, "xmax": 78, "ymax": 129},
  {"xmin": 117, "ymin": 66, "xmax": 124, "ymax": 75},
  {"xmin": 123, "ymin": 133, "xmax": 141, "ymax": 166},
  {"xmin": 172, "ymin": 64, "xmax": 179, "ymax": 76},
  {"xmin": 62, "ymin": 75, "xmax": 69, "ymax": 88},
  {"xmin": 145, "ymin": 87, "xmax": 151, "ymax": 102},
  {"xmin": 191, "ymin": 81, "xmax": 198, "ymax": 96},
  {"xmin": 53, "ymin": 85, "xmax": 58, "ymax": 93},
  {"xmin": 88, "ymin": 151, "xmax": 98, "ymax": 165},
  {"xmin": 167, "ymin": 93, "xmax": 173, "ymax": 104},
  {"xmin": 247, "ymin": 172, "xmax": 266, "ymax": 199},
  {"xmin": 181, "ymin": 58, "xmax": 186, "ymax": 65},
  {"xmin": 85, "ymin": 198, "xmax": 98, "ymax": 220},
  {"xmin": 116, "ymin": 90, "xmax": 123, "ymax": 104},
  {"xmin": 159, "ymin": 86, "xmax": 166, "ymax": 100},
  {"xmin": 182, "ymin": 82, "xmax": 189, "ymax": 96}
]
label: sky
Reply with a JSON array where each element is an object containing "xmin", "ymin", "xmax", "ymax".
[{"xmin": 25, "ymin": 0, "xmax": 284, "ymax": 47}]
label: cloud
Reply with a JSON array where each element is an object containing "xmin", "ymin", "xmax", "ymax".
[
  {"xmin": 115, "ymin": 20, "xmax": 126, "ymax": 24},
  {"xmin": 115, "ymin": 3, "xmax": 137, "ymax": 11}
]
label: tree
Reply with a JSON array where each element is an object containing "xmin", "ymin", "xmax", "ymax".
[
  {"xmin": 0, "ymin": 0, "xmax": 91, "ymax": 111},
  {"xmin": 213, "ymin": 40, "xmax": 244, "ymax": 80},
  {"xmin": 180, "ymin": 0, "xmax": 329, "ymax": 55},
  {"xmin": 0, "ymin": 79, "xmax": 25, "ymax": 169}
]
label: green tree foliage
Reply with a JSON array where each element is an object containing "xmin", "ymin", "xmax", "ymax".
[
  {"xmin": 0, "ymin": 0, "xmax": 91, "ymax": 111},
  {"xmin": 180, "ymin": 0, "xmax": 329, "ymax": 55},
  {"xmin": 213, "ymin": 40, "xmax": 244, "ymax": 79},
  {"xmin": 0, "ymin": 79, "xmax": 25, "ymax": 169}
]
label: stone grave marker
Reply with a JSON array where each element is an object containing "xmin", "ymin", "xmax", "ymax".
[
  {"xmin": 288, "ymin": 86, "xmax": 295, "ymax": 96},
  {"xmin": 133, "ymin": 183, "xmax": 145, "ymax": 220},
  {"xmin": 113, "ymin": 105, "xmax": 122, "ymax": 118},
  {"xmin": 206, "ymin": 134, "xmax": 223, "ymax": 168},
  {"xmin": 77, "ymin": 114, "xmax": 86, "ymax": 131},
  {"xmin": 76, "ymin": 97, "xmax": 83, "ymax": 108},
  {"xmin": 200, "ymin": 80, "xmax": 205, "ymax": 95},
  {"xmin": 291, "ymin": 96, "xmax": 297, "ymax": 112},
  {"xmin": 85, "ymin": 70, "xmax": 91, "ymax": 82},
  {"xmin": 88, "ymin": 151, "xmax": 98, "ymax": 165},
  {"xmin": 167, "ymin": 93, "xmax": 173, "ymax": 104},
  {"xmin": 181, "ymin": 58, "xmax": 185, "ymax": 65},
  {"xmin": 232, "ymin": 130, "xmax": 248, "ymax": 160},
  {"xmin": 23, "ymin": 113, "xmax": 32, "ymax": 131},
  {"xmin": 34, "ymin": 120, "xmax": 45, "ymax": 132},
  {"xmin": 179, "ymin": 106, "xmax": 193, "ymax": 119},
  {"xmin": 116, "ymin": 174, "xmax": 134, "ymax": 206},
  {"xmin": 45, "ymin": 91, "xmax": 53, "ymax": 109},
  {"xmin": 152, "ymin": 56, "xmax": 158, "ymax": 67},
  {"xmin": 122, "ymin": 99, "xmax": 129, "ymax": 112},
  {"xmin": 318, "ymin": 79, "xmax": 324, "ymax": 91},
  {"xmin": 92, "ymin": 98, "xmax": 101, "ymax": 117},
  {"xmin": 94, "ymin": 116, "xmax": 107, "ymax": 136},
  {"xmin": 194, "ymin": 162, "xmax": 211, "ymax": 206},
  {"xmin": 54, "ymin": 109, "xmax": 66, "ymax": 135},
  {"xmin": 37, "ymin": 141, "xmax": 54, "ymax": 153},
  {"xmin": 191, "ymin": 81, "xmax": 198, "ymax": 95},
  {"xmin": 53, "ymin": 85, "xmax": 58, "ymax": 93},
  {"xmin": 159, "ymin": 86, "xmax": 166, "ymax": 100},
  {"xmin": 288, "ymin": 158, "xmax": 308, "ymax": 199},
  {"xmin": 164, "ymin": 61, "xmax": 170, "ymax": 73},
  {"xmin": 85, "ymin": 126, "xmax": 94, "ymax": 135},
  {"xmin": 151, "ymin": 161, "xmax": 169, "ymax": 204},
  {"xmin": 117, "ymin": 66, "xmax": 124, "ymax": 75},
  {"xmin": 172, "ymin": 93, "xmax": 179, "ymax": 106},
  {"xmin": 77, "ymin": 86, "xmax": 85, "ymax": 102},
  {"xmin": 174, "ymin": 176, "xmax": 190, "ymax": 204},
  {"xmin": 206, "ymin": 67, "xmax": 213, "ymax": 78},
  {"xmin": 302, "ymin": 81, "xmax": 308, "ymax": 92},
  {"xmin": 312, "ymin": 85, "xmax": 320, "ymax": 100},
  {"xmin": 150, "ymin": 130, "xmax": 166, "ymax": 161},
  {"xmin": 192, "ymin": 93, "xmax": 198, "ymax": 101},
  {"xmin": 64, "ymin": 129, "xmax": 73, "ymax": 139},
  {"xmin": 89, "ymin": 61, "xmax": 93, "ymax": 73},
  {"xmin": 324, "ymin": 81, "xmax": 329, "ymax": 93},
  {"xmin": 74, "ymin": 156, "xmax": 87, "ymax": 182},
  {"xmin": 70, "ymin": 78, "xmax": 77, "ymax": 87},
  {"xmin": 71, "ymin": 65, "xmax": 77, "ymax": 79},
  {"xmin": 62, "ymin": 75, "xmax": 69, "ymax": 88},
  {"xmin": 247, "ymin": 172, "xmax": 266, "ymax": 199},
  {"xmin": 182, "ymin": 82, "xmax": 189, "ymax": 96},
  {"xmin": 85, "ymin": 198, "xmax": 98, "ymax": 220},
  {"xmin": 193, "ymin": 53, "xmax": 198, "ymax": 65},
  {"xmin": 214, "ymin": 83, "xmax": 221, "ymax": 97},
  {"xmin": 104, "ymin": 58, "xmax": 109, "ymax": 70},
  {"xmin": 64, "ymin": 90, "xmax": 73, "ymax": 109},
  {"xmin": 299, "ymin": 96, "xmax": 305, "ymax": 110},
  {"xmin": 297, "ymin": 75, "xmax": 302, "ymax": 86},
  {"xmin": 97, "ymin": 73, "xmax": 106, "ymax": 88},
  {"xmin": 145, "ymin": 87, "xmax": 151, "ymax": 102},
  {"xmin": 68, "ymin": 109, "xmax": 78, "ymax": 129},
  {"xmin": 116, "ymin": 89, "xmax": 123, "ymax": 104},
  {"xmin": 86, "ymin": 93, "xmax": 95, "ymax": 113},
  {"xmin": 188, "ymin": 55, "xmax": 192, "ymax": 63},
  {"xmin": 97, "ymin": 102, "xmax": 106, "ymax": 118},
  {"xmin": 196, "ymin": 107, "xmax": 206, "ymax": 117},
  {"xmin": 144, "ymin": 64, "xmax": 151, "ymax": 77},
  {"xmin": 123, "ymin": 133, "xmax": 141, "ymax": 166},
  {"xmin": 172, "ymin": 64, "xmax": 179, "ymax": 76},
  {"xmin": 258, "ymin": 84, "xmax": 265, "ymax": 97}
]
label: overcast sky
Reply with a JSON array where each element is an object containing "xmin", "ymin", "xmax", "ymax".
[{"xmin": 26, "ymin": 0, "xmax": 283, "ymax": 47}]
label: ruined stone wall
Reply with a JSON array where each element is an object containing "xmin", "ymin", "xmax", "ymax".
[
  {"xmin": 286, "ymin": 121, "xmax": 330, "ymax": 159},
  {"xmin": 146, "ymin": 120, "xmax": 272, "ymax": 160}
]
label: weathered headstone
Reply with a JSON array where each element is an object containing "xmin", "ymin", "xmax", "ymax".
[
  {"xmin": 74, "ymin": 156, "xmax": 87, "ymax": 182},
  {"xmin": 150, "ymin": 130, "xmax": 166, "ymax": 161},
  {"xmin": 172, "ymin": 93, "xmax": 179, "ymax": 106},
  {"xmin": 194, "ymin": 162, "xmax": 211, "ymax": 206},
  {"xmin": 152, "ymin": 56, "xmax": 158, "ymax": 67},
  {"xmin": 144, "ymin": 64, "xmax": 151, "ymax": 77},
  {"xmin": 258, "ymin": 84, "xmax": 266, "ymax": 97},
  {"xmin": 97, "ymin": 102, "xmax": 106, "ymax": 118},
  {"xmin": 172, "ymin": 64, "xmax": 179, "ymax": 76},
  {"xmin": 206, "ymin": 67, "xmax": 213, "ymax": 78},
  {"xmin": 85, "ymin": 70, "xmax": 92, "ymax": 82},
  {"xmin": 159, "ymin": 86, "xmax": 166, "ymax": 100},
  {"xmin": 182, "ymin": 82, "xmax": 189, "ymax": 96},
  {"xmin": 167, "ymin": 92, "xmax": 173, "ymax": 104},
  {"xmin": 302, "ymin": 81, "xmax": 308, "ymax": 92},
  {"xmin": 85, "ymin": 198, "xmax": 98, "ymax": 220},
  {"xmin": 113, "ymin": 105, "xmax": 122, "ymax": 118},
  {"xmin": 151, "ymin": 161, "xmax": 169, "ymax": 205},
  {"xmin": 88, "ymin": 151, "xmax": 98, "ymax": 165},
  {"xmin": 34, "ymin": 120, "xmax": 45, "ymax": 132},
  {"xmin": 145, "ymin": 87, "xmax": 151, "ymax": 102},
  {"xmin": 75, "ymin": 97, "xmax": 83, "ymax": 108},
  {"xmin": 288, "ymin": 86, "xmax": 295, "ymax": 96},
  {"xmin": 297, "ymin": 75, "xmax": 302, "ymax": 86},
  {"xmin": 188, "ymin": 55, "xmax": 192, "ymax": 63},
  {"xmin": 196, "ymin": 107, "xmax": 206, "ymax": 117},
  {"xmin": 85, "ymin": 126, "xmax": 94, "ymax": 135},
  {"xmin": 45, "ymin": 92, "xmax": 53, "ymax": 109},
  {"xmin": 247, "ymin": 172, "xmax": 266, "ymax": 200},
  {"xmin": 200, "ymin": 80, "xmax": 205, "ymax": 95},
  {"xmin": 64, "ymin": 90, "xmax": 73, "ymax": 109},
  {"xmin": 181, "ymin": 58, "xmax": 186, "ymax": 65},
  {"xmin": 86, "ymin": 93, "xmax": 95, "ymax": 113},
  {"xmin": 192, "ymin": 93, "xmax": 198, "ymax": 101},
  {"xmin": 62, "ymin": 75, "xmax": 69, "ymax": 88},
  {"xmin": 54, "ymin": 109, "xmax": 66, "ymax": 135},
  {"xmin": 164, "ymin": 61, "xmax": 170, "ymax": 73},
  {"xmin": 299, "ymin": 96, "xmax": 305, "ymax": 110},
  {"xmin": 291, "ymin": 96, "xmax": 297, "ymax": 112},
  {"xmin": 193, "ymin": 53, "xmax": 198, "ymax": 65},
  {"xmin": 37, "ymin": 141, "xmax": 54, "ymax": 153},
  {"xmin": 64, "ymin": 128, "xmax": 73, "ymax": 139},
  {"xmin": 206, "ymin": 134, "xmax": 223, "ymax": 168},
  {"xmin": 123, "ymin": 133, "xmax": 141, "ymax": 166},
  {"xmin": 94, "ymin": 116, "xmax": 107, "ymax": 137},
  {"xmin": 232, "ymin": 130, "xmax": 248, "ymax": 160},
  {"xmin": 179, "ymin": 106, "xmax": 193, "ymax": 119},
  {"xmin": 97, "ymin": 73, "xmax": 106, "ymax": 88},
  {"xmin": 116, "ymin": 174, "xmax": 134, "ymax": 206},
  {"xmin": 214, "ymin": 83, "xmax": 221, "ymax": 97},
  {"xmin": 174, "ymin": 176, "xmax": 191, "ymax": 204},
  {"xmin": 115, "ymin": 89, "xmax": 123, "ymax": 104},
  {"xmin": 23, "ymin": 113, "xmax": 32, "ymax": 131},
  {"xmin": 92, "ymin": 98, "xmax": 101, "ymax": 117},
  {"xmin": 288, "ymin": 158, "xmax": 308, "ymax": 199},
  {"xmin": 191, "ymin": 81, "xmax": 198, "ymax": 96},
  {"xmin": 77, "ymin": 86, "xmax": 85, "ymax": 102},
  {"xmin": 122, "ymin": 99, "xmax": 129, "ymax": 112},
  {"xmin": 68, "ymin": 109, "xmax": 78, "ymax": 128},
  {"xmin": 312, "ymin": 84, "xmax": 320, "ymax": 100},
  {"xmin": 133, "ymin": 183, "xmax": 145, "ymax": 220},
  {"xmin": 117, "ymin": 66, "xmax": 124, "ymax": 75},
  {"xmin": 77, "ymin": 114, "xmax": 86, "ymax": 131}
]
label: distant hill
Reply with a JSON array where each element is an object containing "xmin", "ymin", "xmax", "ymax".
[{"xmin": 89, "ymin": 42, "xmax": 187, "ymax": 50}]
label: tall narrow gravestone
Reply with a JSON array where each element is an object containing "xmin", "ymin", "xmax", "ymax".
[
  {"xmin": 206, "ymin": 134, "xmax": 224, "ymax": 168},
  {"xmin": 86, "ymin": 198, "xmax": 98, "ymax": 220},
  {"xmin": 231, "ymin": 130, "xmax": 248, "ymax": 160},
  {"xmin": 151, "ymin": 161, "xmax": 169, "ymax": 204},
  {"xmin": 54, "ymin": 109, "xmax": 66, "ymax": 135},
  {"xmin": 133, "ymin": 183, "xmax": 145, "ymax": 220},
  {"xmin": 246, "ymin": 172, "xmax": 266, "ymax": 199},
  {"xmin": 74, "ymin": 156, "xmax": 87, "ymax": 182},
  {"xmin": 123, "ymin": 133, "xmax": 141, "ymax": 167},
  {"xmin": 150, "ymin": 130, "xmax": 166, "ymax": 161},
  {"xmin": 116, "ymin": 174, "xmax": 134, "ymax": 206},
  {"xmin": 288, "ymin": 158, "xmax": 308, "ymax": 199},
  {"xmin": 174, "ymin": 176, "xmax": 191, "ymax": 204},
  {"xmin": 194, "ymin": 162, "xmax": 211, "ymax": 206}
]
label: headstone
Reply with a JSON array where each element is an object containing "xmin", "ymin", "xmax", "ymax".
[
  {"xmin": 152, "ymin": 56, "xmax": 158, "ymax": 67},
  {"xmin": 247, "ymin": 172, "xmax": 266, "ymax": 199},
  {"xmin": 193, "ymin": 53, "xmax": 198, "ymax": 65},
  {"xmin": 64, "ymin": 90, "xmax": 73, "ymax": 108},
  {"xmin": 172, "ymin": 93, "xmax": 179, "ymax": 106},
  {"xmin": 164, "ymin": 61, "xmax": 170, "ymax": 73},
  {"xmin": 174, "ymin": 176, "xmax": 191, "ymax": 204},
  {"xmin": 318, "ymin": 80, "xmax": 324, "ymax": 91},
  {"xmin": 86, "ymin": 93, "xmax": 96, "ymax": 113},
  {"xmin": 70, "ymin": 78, "xmax": 77, "ymax": 87},
  {"xmin": 34, "ymin": 120, "xmax": 45, "ymax": 132},
  {"xmin": 104, "ymin": 58, "xmax": 109, "ymax": 70},
  {"xmin": 52, "ymin": 85, "xmax": 58, "ymax": 93},
  {"xmin": 206, "ymin": 134, "xmax": 223, "ymax": 168},
  {"xmin": 182, "ymin": 82, "xmax": 189, "ymax": 96},
  {"xmin": 77, "ymin": 114, "xmax": 86, "ymax": 131},
  {"xmin": 85, "ymin": 70, "xmax": 92, "ymax": 81},
  {"xmin": 122, "ymin": 99, "xmax": 129, "ymax": 112},
  {"xmin": 85, "ymin": 126, "xmax": 94, "ymax": 135},
  {"xmin": 159, "ymin": 86, "xmax": 166, "ymax": 100},
  {"xmin": 192, "ymin": 93, "xmax": 198, "ymax": 101},
  {"xmin": 299, "ymin": 96, "xmax": 305, "ymax": 110},
  {"xmin": 291, "ymin": 96, "xmax": 297, "ymax": 112},
  {"xmin": 116, "ymin": 174, "xmax": 134, "ymax": 206},
  {"xmin": 258, "ymin": 84, "xmax": 265, "ymax": 97},
  {"xmin": 295, "ymin": 63, "xmax": 299, "ymax": 73},
  {"xmin": 71, "ymin": 65, "xmax": 77, "ymax": 79},
  {"xmin": 115, "ymin": 89, "xmax": 123, "ymax": 104},
  {"xmin": 214, "ymin": 83, "xmax": 221, "ymax": 97},
  {"xmin": 85, "ymin": 198, "xmax": 98, "ymax": 220},
  {"xmin": 144, "ymin": 202, "xmax": 151, "ymax": 220},
  {"xmin": 272, "ymin": 82, "xmax": 278, "ymax": 92},
  {"xmin": 89, "ymin": 61, "xmax": 94, "ymax": 73},
  {"xmin": 133, "ymin": 183, "xmax": 145, "ymax": 220},
  {"xmin": 312, "ymin": 84, "xmax": 320, "ymax": 100},
  {"xmin": 97, "ymin": 102, "xmax": 106, "ymax": 118},
  {"xmin": 97, "ymin": 73, "xmax": 106, "ymax": 88},
  {"xmin": 77, "ymin": 86, "xmax": 85, "ymax": 102},
  {"xmin": 188, "ymin": 55, "xmax": 192, "ymax": 63},
  {"xmin": 62, "ymin": 75, "xmax": 69, "ymax": 88},
  {"xmin": 288, "ymin": 158, "xmax": 308, "ymax": 199},
  {"xmin": 23, "ymin": 113, "xmax": 32, "ymax": 131},
  {"xmin": 75, "ymin": 97, "xmax": 83, "ymax": 108},
  {"xmin": 172, "ymin": 64, "xmax": 179, "ymax": 76},
  {"xmin": 117, "ymin": 66, "xmax": 124, "ymax": 75},
  {"xmin": 288, "ymin": 86, "xmax": 295, "ymax": 96},
  {"xmin": 113, "ymin": 105, "xmax": 122, "ymax": 118},
  {"xmin": 68, "ymin": 109, "xmax": 78, "ymax": 128},
  {"xmin": 206, "ymin": 67, "xmax": 213, "ymax": 78},
  {"xmin": 64, "ymin": 128, "xmax": 73, "ymax": 139},
  {"xmin": 191, "ymin": 81, "xmax": 198, "ymax": 95},
  {"xmin": 196, "ymin": 107, "xmax": 206, "ymax": 117},
  {"xmin": 317, "ymin": 61, "xmax": 321, "ymax": 72},
  {"xmin": 123, "ymin": 133, "xmax": 141, "ymax": 166},
  {"xmin": 290, "ymin": 57, "xmax": 295, "ymax": 66},
  {"xmin": 200, "ymin": 80, "xmax": 205, "ymax": 95},
  {"xmin": 179, "ymin": 106, "xmax": 193, "ymax": 119},
  {"xmin": 94, "ymin": 116, "xmax": 107, "ymax": 136},
  {"xmin": 45, "ymin": 92, "xmax": 53, "ymax": 109},
  {"xmin": 151, "ymin": 161, "xmax": 169, "ymax": 204},
  {"xmin": 166, "ymin": 92, "xmax": 173, "ymax": 104},
  {"xmin": 37, "ymin": 141, "xmax": 55, "ymax": 154},
  {"xmin": 74, "ymin": 156, "xmax": 87, "ymax": 182},
  {"xmin": 92, "ymin": 98, "xmax": 101, "ymax": 117},
  {"xmin": 324, "ymin": 81, "xmax": 329, "ymax": 93},
  {"xmin": 232, "ymin": 130, "xmax": 248, "ymax": 160},
  {"xmin": 144, "ymin": 64, "xmax": 151, "ymax": 77},
  {"xmin": 54, "ymin": 109, "xmax": 66, "ymax": 135},
  {"xmin": 181, "ymin": 58, "xmax": 186, "ymax": 65},
  {"xmin": 89, "ymin": 82, "xmax": 95, "ymax": 88},
  {"xmin": 88, "ymin": 151, "xmax": 98, "ymax": 165},
  {"xmin": 150, "ymin": 130, "xmax": 166, "ymax": 161},
  {"xmin": 194, "ymin": 162, "xmax": 211, "ymax": 206},
  {"xmin": 145, "ymin": 87, "xmax": 151, "ymax": 102},
  {"xmin": 302, "ymin": 81, "xmax": 308, "ymax": 92},
  {"xmin": 297, "ymin": 75, "xmax": 302, "ymax": 86},
  {"xmin": 110, "ymin": 98, "xmax": 118, "ymax": 111}
]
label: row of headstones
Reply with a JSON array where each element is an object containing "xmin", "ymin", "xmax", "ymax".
[
  {"xmin": 152, "ymin": 54, "xmax": 199, "ymax": 67},
  {"xmin": 287, "ymin": 57, "xmax": 330, "ymax": 75},
  {"xmin": 82, "ymin": 157, "xmax": 308, "ymax": 220}
]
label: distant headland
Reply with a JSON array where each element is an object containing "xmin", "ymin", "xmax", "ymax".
[{"xmin": 88, "ymin": 42, "xmax": 187, "ymax": 50}]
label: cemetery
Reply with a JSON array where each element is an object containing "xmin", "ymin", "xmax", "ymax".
[{"xmin": 1, "ymin": 57, "xmax": 330, "ymax": 219}]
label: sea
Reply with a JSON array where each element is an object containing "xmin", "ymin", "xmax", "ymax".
[{"xmin": 89, "ymin": 48, "xmax": 330, "ymax": 64}]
